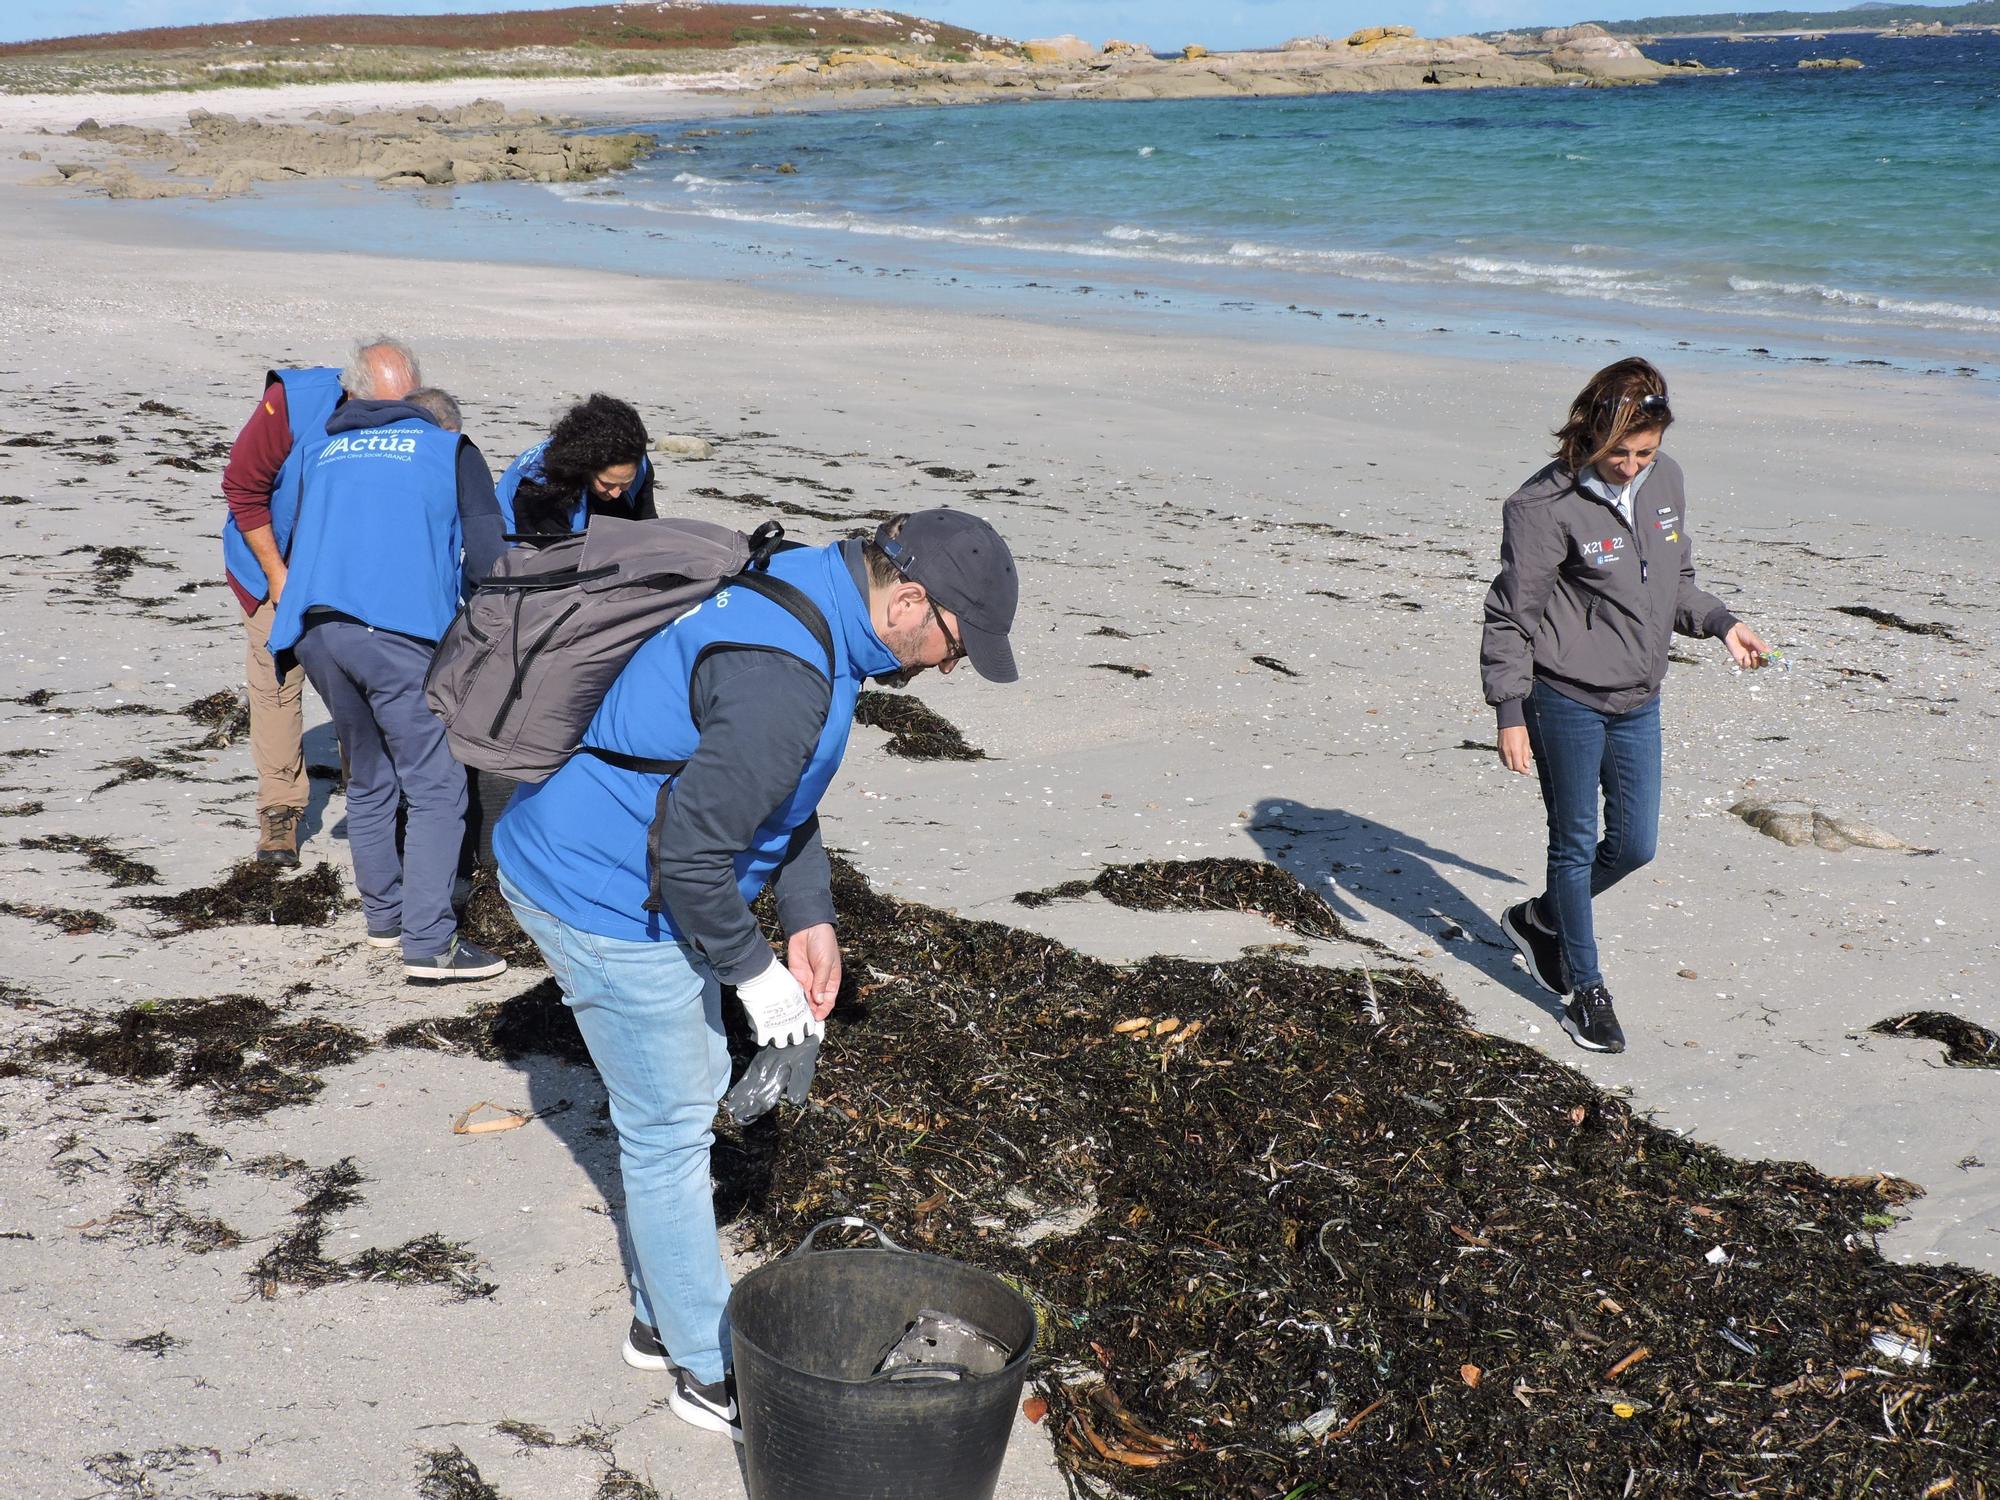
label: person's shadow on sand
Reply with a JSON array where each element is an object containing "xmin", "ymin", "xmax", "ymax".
[{"xmin": 1243, "ymin": 796, "xmax": 1565, "ymax": 1023}]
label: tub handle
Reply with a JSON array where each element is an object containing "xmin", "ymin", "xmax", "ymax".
[{"xmin": 792, "ymin": 1215, "xmax": 908, "ymax": 1256}]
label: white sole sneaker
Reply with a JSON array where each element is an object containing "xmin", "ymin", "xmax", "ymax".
[
  {"xmin": 668, "ymin": 1372, "xmax": 743, "ymax": 1443},
  {"xmin": 365, "ymin": 932, "xmax": 401, "ymax": 950}
]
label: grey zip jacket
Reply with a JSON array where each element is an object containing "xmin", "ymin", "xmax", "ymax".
[{"xmin": 1481, "ymin": 453, "xmax": 1737, "ymax": 729}]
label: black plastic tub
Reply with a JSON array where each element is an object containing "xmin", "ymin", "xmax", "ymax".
[{"xmin": 729, "ymin": 1218, "xmax": 1037, "ymax": 1500}]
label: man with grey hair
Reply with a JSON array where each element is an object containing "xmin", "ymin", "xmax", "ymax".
[{"xmin": 221, "ymin": 338, "xmax": 420, "ymax": 864}]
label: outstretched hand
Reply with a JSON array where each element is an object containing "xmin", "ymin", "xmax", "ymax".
[
  {"xmin": 787, "ymin": 922, "xmax": 842, "ymax": 1021},
  {"xmin": 1724, "ymin": 621, "xmax": 1771, "ymax": 669}
]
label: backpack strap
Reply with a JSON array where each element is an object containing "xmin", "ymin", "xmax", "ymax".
[{"xmin": 578, "ymin": 566, "xmax": 838, "ymax": 916}]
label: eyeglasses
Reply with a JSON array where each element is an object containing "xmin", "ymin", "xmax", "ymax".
[{"xmin": 928, "ymin": 600, "xmax": 966, "ymax": 665}]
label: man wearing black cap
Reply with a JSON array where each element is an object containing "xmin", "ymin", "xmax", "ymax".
[{"xmin": 492, "ymin": 508, "xmax": 1019, "ymax": 1439}]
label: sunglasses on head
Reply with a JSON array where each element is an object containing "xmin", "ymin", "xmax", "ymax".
[{"xmin": 1599, "ymin": 392, "xmax": 1670, "ymax": 422}]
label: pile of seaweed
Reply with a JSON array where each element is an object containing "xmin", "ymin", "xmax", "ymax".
[
  {"xmin": 124, "ymin": 859, "xmax": 344, "ymax": 933},
  {"xmin": 853, "ymin": 689, "xmax": 987, "ymax": 760},
  {"xmin": 383, "ymin": 979, "xmax": 588, "ymax": 1067},
  {"xmin": 1015, "ymin": 857, "xmax": 1373, "ymax": 947},
  {"xmin": 181, "ymin": 689, "xmax": 251, "ymax": 746},
  {"xmin": 719, "ymin": 857, "xmax": 1998, "ymax": 1499},
  {"xmin": 27, "ymin": 994, "xmax": 366, "ymax": 1118},
  {"xmin": 1872, "ymin": 1011, "xmax": 2000, "ymax": 1070},
  {"xmin": 458, "ymin": 870, "xmax": 545, "ymax": 970}
]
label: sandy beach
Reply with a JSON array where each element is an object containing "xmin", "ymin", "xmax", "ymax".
[{"xmin": 1, "ymin": 71, "xmax": 1996, "ymax": 1500}]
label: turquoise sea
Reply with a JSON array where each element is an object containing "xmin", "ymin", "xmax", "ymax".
[{"xmin": 135, "ymin": 29, "xmax": 2000, "ymax": 374}]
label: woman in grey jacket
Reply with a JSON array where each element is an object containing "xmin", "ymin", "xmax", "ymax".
[{"xmin": 1480, "ymin": 358, "xmax": 1769, "ymax": 1053}]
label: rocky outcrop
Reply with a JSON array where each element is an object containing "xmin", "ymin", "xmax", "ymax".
[
  {"xmin": 1545, "ymin": 27, "xmax": 1658, "ymax": 80},
  {"xmin": 1100, "ymin": 39, "xmax": 1152, "ymax": 59},
  {"xmin": 1181, "ymin": 44, "xmax": 1210, "ymax": 60},
  {"xmin": 1346, "ymin": 25, "xmax": 1417, "ymax": 49},
  {"xmin": 1020, "ymin": 34, "xmax": 1094, "ymax": 64},
  {"xmin": 57, "ymin": 100, "xmax": 652, "ymax": 199},
  {"xmin": 1798, "ymin": 56, "xmax": 1864, "ymax": 69}
]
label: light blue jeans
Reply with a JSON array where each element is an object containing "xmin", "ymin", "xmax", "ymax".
[{"xmin": 499, "ymin": 872, "xmax": 734, "ymax": 1383}]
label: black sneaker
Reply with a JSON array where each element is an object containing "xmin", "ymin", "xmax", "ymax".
[
  {"xmin": 622, "ymin": 1318, "xmax": 674, "ymax": 1374},
  {"xmin": 1502, "ymin": 900, "xmax": 1567, "ymax": 996},
  {"xmin": 404, "ymin": 936, "xmax": 508, "ymax": 984},
  {"xmin": 667, "ymin": 1369, "xmax": 742, "ymax": 1442},
  {"xmin": 1562, "ymin": 983, "xmax": 1627, "ymax": 1053}
]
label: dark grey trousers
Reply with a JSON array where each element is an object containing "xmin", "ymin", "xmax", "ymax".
[{"xmin": 294, "ymin": 619, "xmax": 466, "ymax": 959}]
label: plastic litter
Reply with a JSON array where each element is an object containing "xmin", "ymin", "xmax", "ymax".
[{"xmin": 874, "ymin": 1308, "xmax": 1014, "ymax": 1382}]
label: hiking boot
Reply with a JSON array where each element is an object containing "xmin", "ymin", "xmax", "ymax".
[
  {"xmin": 1562, "ymin": 983, "xmax": 1627, "ymax": 1054},
  {"xmin": 667, "ymin": 1369, "xmax": 742, "ymax": 1442},
  {"xmin": 256, "ymin": 806, "xmax": 302, "ymax": 866},
  {"xmin": 365, "ymin": 927, "xmax": 401, "ymax": 950},
  {"xmin": 404, "ymin": 936, "xmax": 507, "ymax": 984},
  {"xmin": 622, "ymin": 1318, "xmax": 675, "ymax": 1374},
  {"xmin": 1502, "ymin": 899, "xmax": 1567, "ymax": 996}
]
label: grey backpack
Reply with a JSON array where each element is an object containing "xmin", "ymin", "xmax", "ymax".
[{"xmin": 424, "ymin": 515, "xmax": 831, "ymax": 784}]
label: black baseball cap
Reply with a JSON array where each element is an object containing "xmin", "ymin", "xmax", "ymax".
[{"xmin": 874, "ymin": 509, "xmax": 1020, "ymax": 683}]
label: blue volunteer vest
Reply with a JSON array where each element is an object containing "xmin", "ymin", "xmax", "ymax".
[
  {"xmin": 221, "ymin": 366, "xmax": 344, "ymax": 599},
  {"xmin": 496, "ymin": 439, "xmax": 653, "ymax": 539},
  {"xmin": 494, "ymin": 542, "xmax": 899, "ymax": 943},
  {"xmin": 266, "ymin": 416, "xmax": 467, "ymax": 655}
]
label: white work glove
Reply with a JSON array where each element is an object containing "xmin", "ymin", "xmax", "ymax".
[{"xmin": 735, "ymin": 957, "xmax": 825, "ymax": 1049}]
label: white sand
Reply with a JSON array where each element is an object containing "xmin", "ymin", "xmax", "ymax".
[{"xmin": 0, "ymin": 88, "xmax": 1995, "ymax": 1498}]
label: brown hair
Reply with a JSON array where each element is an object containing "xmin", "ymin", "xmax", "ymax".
[
  {"xmin": 1553, "ymin": 357, "xmax": 1673, "ymax": 475},
  {"xmin": 862, "ymin": 514, "xmax": 910, "ymax": 588}
]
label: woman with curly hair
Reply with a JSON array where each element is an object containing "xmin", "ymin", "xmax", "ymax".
[
  {"xmin": 497, "ymin": 393, "xmax": 657, "ymax": 540},
  {"xmin": 1481, "ymin": 358, "xmax": 1771, "ymax": 1055}
]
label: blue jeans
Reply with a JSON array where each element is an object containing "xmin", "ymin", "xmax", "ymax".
[
  {"xmin": 1522, "ymin": 682, "xmax": 1661, "ymax": 991},
  {"xmin": 292, "ymin": 619, "xmax": 465, "ymax": 958},
  {"xmin": 499, "ymin": 871, "xmax": 735, "ymax": 1384}
]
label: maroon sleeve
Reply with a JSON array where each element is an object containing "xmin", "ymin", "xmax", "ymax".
[{"xmin": 222, "ymin": 379, "xmax": 293, "ymax": 535}]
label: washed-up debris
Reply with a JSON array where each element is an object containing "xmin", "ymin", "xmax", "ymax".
[
  {"xmin": 26, "ymin": 994, "xmax": 366, "ymax": 1118},
  {"xmin": 452, "ymin": 1101, "xmax": 531, "ymax": 1135},
  {"xmin": 0, "ymin": 898, "xmax": 112, "ymax": 934},
  {"xmin": 252, "ymin": 1158, "xmax": 494, "ymax": 1302},
  {"xmin": 1014, "ymin": 857, "xmax": 1369, "ymax": 945},
  {"xmin": 416, "ymin": 1445, "xmax": 504, "ymax": 1500},
  {"xmin": 1088, "ymin": 625, "xmax": 1135, "ymax": 639},
  {"xmin": 1871, "ymin": 1011, "xmax": 2000, "ymax": 1069},
  {"xmin": 124, "ymin": 859, "xmax": 344, "ymax": 933},
  {"xmin": 382, "ymin": 978, "xmax": 589, "ymax": 1066},
  {"xmin": 1729, "ymin": 798, "xmax": 1928, "ymax": 853},
  {"xmin": 91, "ymin": 749, "xmax": 207, "ymax": 793},
  {"xmin": 712, "ymin": 855, "xmax": 1999, "ymax": 1498},
  {"xmin": 181, "ymin": 689, "xmax": 250, "ymax": 745},
  {"xmin": 1089, "ymin": 662, "xmax": 1151, "ymax": 678},
  {"xmin": 1831, "ymin": 605, "xmax": 1961, "ymax": 642},
  {"xmin": 19, "ymin": 832, "xmax": 160, "ymax": 887},
  {"xmin": 1250, "ymin": 654, "xmax": 1301, "ymax": 677},
  {"xmin": 0, "ymin": 800, "xmax": 44, "ymax": 818},
  {"xmin": 853, "ymin": 689, "xmax": 987, "ymax": 760}
]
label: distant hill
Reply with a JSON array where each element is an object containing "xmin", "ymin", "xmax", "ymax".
[
  {"xmin": 0, "ymin": 3, "xmax": 995, "ymax": 57},
  {"xmin": 1587, "ymin": 0, "xmax": 1995, "ymax": 32}
]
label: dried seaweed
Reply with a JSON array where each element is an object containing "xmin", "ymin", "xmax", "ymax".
[
  {"xmin": 1088, "ymin": 626, "xmax": 1135, "ymax": 639},
  {"xmin": 124, "ymin": 859, "xmax": 345, "ymax": 933},
  {"xmin": 251, "ymin": 1159, "xmax": 495, "ymax": 1302},
  {"xmin": 182, "ymin": 689, "xmax": 251, "ymax": 745},
  {"xmin": 1872, "ymin": 1011, "xmax": 2000, "ymax": 1069},
  {"xmin": 0, "ymin": 898, "xmax": 113, "ymax": 934},
  {"xmin": 1831, "ymin": 605, "xmax": 1962, "ymax": 642},
  {"xmin": 1090, "ymin": 663, "xmax": 1151, "ymax": 679},
  {"xmin": 91, "ymin": 750, "xmax": 208, "ymax": 793},
  {"xmin": 1014, "ymin": 858, "xmax": 1368, "ymax": 945},
  {"xmin": 853, "ymin": 690, "xmax": 987, "ymax": 760},
  {"xmin": 121, "ymin": 1330, "xmax": 187, "ymax": 1358},
  {"xmin": 29, "ymin": 994, "xmax": 366, "ymax": 1118},
  {"xmin": 382, "ymin": 978, "xmax": 588, "ymax": 1066},
  {"xmin": 0, "ymin": 800, "xmax": 44, "ymax": 817},
  {"xmin": 716, "ymin": 856, "xmax": 2000, "ymax": 1500},
  {"xmin": 594, "ymin": 1467, "xmax": 662, "ymax": 1500},
  {"xmin": 459, "ymin": 869, "xmax": 545, "ymax": 969},
  {"xmin": 1251, "ymin": 655, "xmax": 1301, "ymax": 677},
  {"xmin": 415, "ymin": 1446, "xmax": 504, "ymax": 1500},
  {"xmin": 106, "ymin": 1132, "xmax": 243, "ymax": 1254},
  {"xmin": 20, "ymin": 832, "xmax": 161, "ymax": 887}
]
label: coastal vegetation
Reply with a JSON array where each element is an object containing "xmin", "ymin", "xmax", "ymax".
[
  {"xmin": 1588, "ymin": 0, "xmax": 1996, "ymax": 33},
  {"xmin": 0, "ymin": 2, "xmax": 999, "ymax": 94}
]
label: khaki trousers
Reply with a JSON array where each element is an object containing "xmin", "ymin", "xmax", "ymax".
[{"xmin": 241, "ymin": 597, "xmax": 307, "ymax": 812}]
